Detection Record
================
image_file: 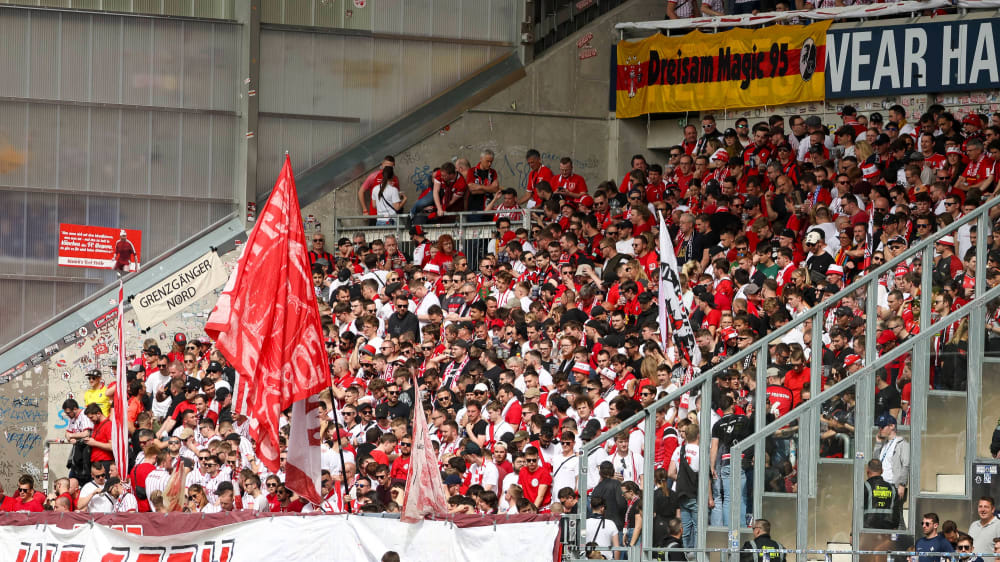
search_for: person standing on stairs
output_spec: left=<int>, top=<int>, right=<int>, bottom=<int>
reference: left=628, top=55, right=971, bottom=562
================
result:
left=873, top=412, right=909, bottom=528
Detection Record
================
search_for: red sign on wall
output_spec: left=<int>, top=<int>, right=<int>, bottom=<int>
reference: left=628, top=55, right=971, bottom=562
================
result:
left=58, top=224, right=142, bottom=270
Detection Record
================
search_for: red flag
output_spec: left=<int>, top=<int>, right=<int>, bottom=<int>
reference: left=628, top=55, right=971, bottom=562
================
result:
left=400, top=374, right=449, bottom=523
left=205, top=154, right=331, bottom=481
left=111, top=278, right=129, bottom=477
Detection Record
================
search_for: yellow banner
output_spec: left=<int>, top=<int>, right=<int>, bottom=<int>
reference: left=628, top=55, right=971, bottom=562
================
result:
left=615, top=21, right=831, bottom=118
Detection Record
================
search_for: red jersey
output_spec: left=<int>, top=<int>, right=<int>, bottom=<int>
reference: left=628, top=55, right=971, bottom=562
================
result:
left=551, top=173, right=588, bottom=197
left=517, top=465, right=553, bottom=507
left=645, top=180, right=667, bottom=203
left=11, top=491, right=45, bottom=512
left=390, top=455, right=411, bottom=481
left=526, top=165, right=555, bottom=206
left=91, top=419, right=113, bottom=462
left=963, top=154, right=995, bottom=185
left=430, top=169, right=468, bottom=211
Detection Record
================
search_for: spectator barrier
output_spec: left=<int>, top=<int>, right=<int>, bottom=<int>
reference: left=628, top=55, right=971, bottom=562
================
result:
left=574, top=196, right=997, bottom=560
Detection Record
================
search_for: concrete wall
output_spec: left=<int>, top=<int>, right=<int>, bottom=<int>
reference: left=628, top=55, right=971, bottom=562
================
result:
left=0, top=247, right=242, bottom=492
left=304, top=0, right=665, bottom=222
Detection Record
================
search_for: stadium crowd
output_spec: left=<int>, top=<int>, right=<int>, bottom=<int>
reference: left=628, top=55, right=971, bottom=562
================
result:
left=4, top=103, right=1000, bottom=558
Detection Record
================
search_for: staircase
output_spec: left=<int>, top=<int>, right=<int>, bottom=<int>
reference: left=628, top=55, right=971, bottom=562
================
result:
left=571, top=195, right=1000, bottom=561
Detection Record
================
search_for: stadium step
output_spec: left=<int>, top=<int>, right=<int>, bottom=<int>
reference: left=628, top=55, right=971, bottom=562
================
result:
left=935, top=474, right=965, bottom=495
left=826, top=542, right=852, bottom=562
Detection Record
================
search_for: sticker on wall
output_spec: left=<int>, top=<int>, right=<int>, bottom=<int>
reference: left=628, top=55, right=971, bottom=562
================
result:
left=353, top=0, right=366, bottom=8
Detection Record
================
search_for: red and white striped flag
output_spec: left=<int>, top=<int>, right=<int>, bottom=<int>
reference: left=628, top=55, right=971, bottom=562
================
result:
left=111, top=278, right=129, bottom=477
left=205, top=154, right=331, bottom=487
left=400, top=373, right=449, bottom=523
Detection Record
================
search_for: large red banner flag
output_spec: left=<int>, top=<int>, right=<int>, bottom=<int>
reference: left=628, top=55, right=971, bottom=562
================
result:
left=400, top=374, right=449, bottom=523
left=205, top=154, right=330, bottom=481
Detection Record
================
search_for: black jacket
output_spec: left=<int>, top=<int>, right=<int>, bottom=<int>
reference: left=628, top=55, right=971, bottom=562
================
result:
left=741, top=533, right=786, bottom=562
left=590, top=478, right=626, bottom=530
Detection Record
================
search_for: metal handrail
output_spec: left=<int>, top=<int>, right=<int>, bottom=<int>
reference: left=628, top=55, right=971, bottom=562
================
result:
left=331, top=209, right=533, bottom=240
left=575, top=192, right=1000, bottom=559
left=0, top=213, right=241, bottom=367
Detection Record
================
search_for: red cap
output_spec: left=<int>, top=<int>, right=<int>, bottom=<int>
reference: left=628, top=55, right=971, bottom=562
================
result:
left=361, top=344, right=377, bottom=355
left=876, top=330, right=896, bottom=345
left=580, top=195, right=595, bottom=207
left=963, top=114, right=983, bottom=128
left=174, top=333, right=187, bottom=345
left=844, top=354, right=862, bottom=367
left=861, top=163, right=880, bottom=181
left=720, top=326, right=738, bottom=341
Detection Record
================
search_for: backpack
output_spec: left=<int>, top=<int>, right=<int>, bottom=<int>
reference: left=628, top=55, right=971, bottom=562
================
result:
left=67, top=440, right=92, bottom=482
left=674, top=445, right=698, bottom=502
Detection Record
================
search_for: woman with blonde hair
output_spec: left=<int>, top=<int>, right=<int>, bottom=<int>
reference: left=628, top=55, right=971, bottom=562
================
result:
left=853, top=140, right=874, bottom=164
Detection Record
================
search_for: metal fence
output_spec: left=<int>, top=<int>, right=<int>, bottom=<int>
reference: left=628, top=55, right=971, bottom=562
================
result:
left=331, top=211, right=533, bottom=271
left=560, top=541, right=990, bottom=562
left=573, top=192, right=1000, bottom=560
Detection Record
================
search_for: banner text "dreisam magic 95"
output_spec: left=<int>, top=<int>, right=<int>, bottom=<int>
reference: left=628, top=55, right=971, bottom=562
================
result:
left=615, top=21, right=831, bottom=117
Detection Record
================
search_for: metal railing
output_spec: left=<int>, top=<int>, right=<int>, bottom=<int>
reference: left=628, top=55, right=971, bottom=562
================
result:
left=330, top=210, right=534, bottom=271
left=562, top=542, right=994, bottom=562
left=574, top=192, right=1000, bottom=561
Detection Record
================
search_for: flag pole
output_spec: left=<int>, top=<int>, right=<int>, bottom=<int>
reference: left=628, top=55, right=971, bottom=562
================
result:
left=327, top=383, right=351, bottom=511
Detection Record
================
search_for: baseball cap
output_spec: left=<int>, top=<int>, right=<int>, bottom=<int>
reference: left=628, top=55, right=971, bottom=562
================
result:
left=766, top=367, right=782, bottom=379
left=444, top=474, right=463, bottom=486
left=946, top=145, right=962, bottom=155
left=580, top=195, right=595, bottom=207
left=524, top=388, right=541, bottom=399
left=804, top=115, right=822, bottom=127
left=827, top=264, right=844, bottom=276
left=876, top=329, right=897, bottom=345
left=463, top=441, right=483, bottom=456
left=843, top=354, right=862, bottom=368
left=873, top=133, right=890, bottom=145
left=206, top=361, right=222, bottom=373
left=804, top=231, right=822, bottom=245
left=875, top=413, right=897, bottom=428
left=963, top=114, right=983, bottom=128
left=743, top=196, right=760, bottom=209
left=938, top=235, right=955, bottom=247
left=174, top=333, right=187, bottom=345
left=779, top=228, right=796, bottom=239
left=473, top=382, right=489, bottom=393
left=423, top=263, right=441, bottom=274
left=375, top=403, right=390, bottom=419
left=720, top=327, right=738, bottom=342
left=512, top=430, right=530, bottom=442
left=409, top=226, right=425, bottom=237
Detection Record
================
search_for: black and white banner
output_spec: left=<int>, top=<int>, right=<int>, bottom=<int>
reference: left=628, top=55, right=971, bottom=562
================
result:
left=658, top=214, right=702, bottom=370
left=132, top=251, right=228, bottom=329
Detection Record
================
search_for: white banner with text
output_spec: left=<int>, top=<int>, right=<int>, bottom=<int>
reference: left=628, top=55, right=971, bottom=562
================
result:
left=132, top=251, right=228, bottom=329
left=0, top=512, right=560, bottom=562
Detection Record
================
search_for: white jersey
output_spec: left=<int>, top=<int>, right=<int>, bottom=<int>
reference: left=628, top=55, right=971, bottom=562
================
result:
left=243, top=492, right=270, bottom=512
left=464, top=460, right=500, bottom=491
left=585, top=515, right=620, bottom=559
left=612, top=450, right=643, bottom=485
left=144, top=467, right=171, bottom=496
left=550, top=452, right=579, bottom=495
left=66, top=412, right=94, bottom=434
